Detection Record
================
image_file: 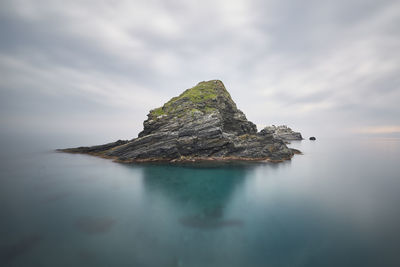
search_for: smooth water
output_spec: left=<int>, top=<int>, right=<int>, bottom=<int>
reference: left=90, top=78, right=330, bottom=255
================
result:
left=0, top=137, right=400, bottom=267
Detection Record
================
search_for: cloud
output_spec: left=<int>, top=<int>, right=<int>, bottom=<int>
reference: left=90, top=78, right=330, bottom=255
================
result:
left=0, top=0, right=399, bottom=139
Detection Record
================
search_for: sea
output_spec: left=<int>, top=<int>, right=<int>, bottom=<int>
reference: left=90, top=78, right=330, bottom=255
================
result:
left=0, top=134, right=399, bottom=267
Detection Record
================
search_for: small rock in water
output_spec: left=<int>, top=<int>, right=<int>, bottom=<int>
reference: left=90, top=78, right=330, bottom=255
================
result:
left=260, top=125, right=303, bottom=141
left=309, top=137, right=316, bottom=140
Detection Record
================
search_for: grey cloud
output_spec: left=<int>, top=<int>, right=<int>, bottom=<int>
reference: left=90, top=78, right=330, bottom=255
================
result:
left=0, top=0, right=399, bottom=140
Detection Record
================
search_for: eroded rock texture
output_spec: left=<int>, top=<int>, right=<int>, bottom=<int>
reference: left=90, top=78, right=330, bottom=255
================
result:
left=60, top=80, right=297, bottom=162
left=260, top=125, right=303, bottom=141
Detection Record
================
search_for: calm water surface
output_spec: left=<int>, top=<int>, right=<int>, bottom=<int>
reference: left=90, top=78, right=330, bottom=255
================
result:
left=0, top=137, right=400, bottom=266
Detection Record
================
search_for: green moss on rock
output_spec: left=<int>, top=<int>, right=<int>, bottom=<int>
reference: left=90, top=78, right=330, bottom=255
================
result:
left=151, top=107, right=166, bottom=117
left=149, top=80, right=231, bottom=119
left=204, top=107, right=217, bottom=113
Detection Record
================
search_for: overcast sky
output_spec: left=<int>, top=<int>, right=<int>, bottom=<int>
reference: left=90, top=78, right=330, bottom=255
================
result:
left=1, top=0, right=399, bottom=145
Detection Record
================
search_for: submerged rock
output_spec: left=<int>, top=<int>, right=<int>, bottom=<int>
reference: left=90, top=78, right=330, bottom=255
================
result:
left=60, top=80, right=299, bottom=162
left=0, top=234, right=43, bottom=264
left=259, top=125, right=303, bottom=141
left=309, top=136, right=316, bottom=140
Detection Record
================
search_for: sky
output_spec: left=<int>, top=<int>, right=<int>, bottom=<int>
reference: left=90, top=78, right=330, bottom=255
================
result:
left=0, top=0, right=399, bottom=146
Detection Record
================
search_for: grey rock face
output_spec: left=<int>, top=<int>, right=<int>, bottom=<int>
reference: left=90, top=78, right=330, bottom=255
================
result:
left=260, top=125, right=303, bottom=141
left=60, top=80, right=297, bottom=162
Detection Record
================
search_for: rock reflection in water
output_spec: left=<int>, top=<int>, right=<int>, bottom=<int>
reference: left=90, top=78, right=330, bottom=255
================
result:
left=142, top=163, right=256, bottom=230
left=179, top=215, right=243, bottom=229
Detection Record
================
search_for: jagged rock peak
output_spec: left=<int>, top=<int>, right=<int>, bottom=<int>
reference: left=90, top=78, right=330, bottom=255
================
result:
left=138, top=80, right=257, bottom=137
left=149, top=80, right=234, bottom=118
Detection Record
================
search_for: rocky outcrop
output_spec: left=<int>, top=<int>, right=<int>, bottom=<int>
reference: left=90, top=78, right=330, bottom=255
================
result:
left=62, top=140, right=129, bottom=154
left=60, top=80, right=299, bottom=162
left=259, top=125, right=303, bottom=141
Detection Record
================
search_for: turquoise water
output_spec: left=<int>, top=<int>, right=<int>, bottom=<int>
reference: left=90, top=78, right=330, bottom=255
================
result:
left=0, top=137, right=400, bottom=266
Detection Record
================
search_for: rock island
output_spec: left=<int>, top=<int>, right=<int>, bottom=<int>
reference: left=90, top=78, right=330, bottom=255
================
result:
left=59, top=80, right=301, bottom=162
